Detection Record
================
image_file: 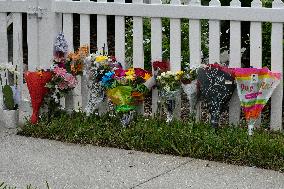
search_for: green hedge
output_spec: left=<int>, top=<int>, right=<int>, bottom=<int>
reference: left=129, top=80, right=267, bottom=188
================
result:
left=19, top=112, right=284, bottom=172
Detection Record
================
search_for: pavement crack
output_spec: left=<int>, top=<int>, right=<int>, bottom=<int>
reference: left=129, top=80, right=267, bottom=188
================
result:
left=129, top=159, right=193, bottom=189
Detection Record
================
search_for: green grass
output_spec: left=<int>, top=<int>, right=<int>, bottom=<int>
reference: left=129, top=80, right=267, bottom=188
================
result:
left=18, top=112, right=284, bottom=172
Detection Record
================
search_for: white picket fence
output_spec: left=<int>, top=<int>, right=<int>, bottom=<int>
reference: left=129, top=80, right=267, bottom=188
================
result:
left=0, top=0, right=283, bottom=130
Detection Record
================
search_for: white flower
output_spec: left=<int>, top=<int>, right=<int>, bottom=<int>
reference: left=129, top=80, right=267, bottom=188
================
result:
left=166, top=71, right=172, bottom=75
left=164, top=86, right=170, bottom=92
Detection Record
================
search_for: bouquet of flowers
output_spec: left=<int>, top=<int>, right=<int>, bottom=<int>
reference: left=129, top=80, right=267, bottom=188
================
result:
left=45, top=33, right=88, bottom=113
left=197, top=63, right=235, bottom=128
left=25, top=70, right=53, bottom=124
left=156, top=70, right=184, bottom=122
left=103, top=67, right=152, bottom=125
left=84, top=51, right=122, bottom=115
left=233, top=67, right=281, bottom=135
left=106, top=68, right=152, bottom=111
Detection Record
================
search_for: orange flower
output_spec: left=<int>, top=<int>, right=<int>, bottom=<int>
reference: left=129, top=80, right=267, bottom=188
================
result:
left=143, top=73, right=152, bottom=81
left=67, top=52, right=74, bottom=59
left=78, top=45, right=89, bottom=57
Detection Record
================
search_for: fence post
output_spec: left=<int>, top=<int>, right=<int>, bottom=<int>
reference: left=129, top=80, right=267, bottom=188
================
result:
left=270, top=0, right=284, bottom=131
left=0, top=3, right=8, bottom=109
left=250, top=0, right=262, bottom=127
left=229, top=0, right=241, bottom=126
left=150, top=0, right=162, bottom=116
left=188, top=0, right=202, bottom=121
left=170, top=0, right=181, bottom=119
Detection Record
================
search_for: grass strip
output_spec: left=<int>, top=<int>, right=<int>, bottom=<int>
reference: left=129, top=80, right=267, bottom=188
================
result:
left=18, top=112, right=284, bottom=172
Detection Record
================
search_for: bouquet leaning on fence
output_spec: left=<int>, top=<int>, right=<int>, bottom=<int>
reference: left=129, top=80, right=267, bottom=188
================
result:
left=45, top=41, right=88, bottom=116
left=233, top=67, right=281, bottom=135
left=25, top=70, right=53, bottom=124
left=197, top=63, right=235, bottom=128
left=156, top=70, right=184, bottom=123
left=105, top=67, right=153, bottom=126
left=84, top=52, right=122, bottom=115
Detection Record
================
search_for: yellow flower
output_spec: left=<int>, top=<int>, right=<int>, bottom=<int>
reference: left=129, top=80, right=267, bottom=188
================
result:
left=143, top=73, right=152, bottom=81
left=176, top=70, right=184, bottom=76
left=96, top=55, right=108, bottom=63
left=125, top=68, right=134, bottom=76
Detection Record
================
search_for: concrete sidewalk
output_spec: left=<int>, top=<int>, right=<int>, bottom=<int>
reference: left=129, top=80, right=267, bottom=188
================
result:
left=0, top=128, right=284, bottom=189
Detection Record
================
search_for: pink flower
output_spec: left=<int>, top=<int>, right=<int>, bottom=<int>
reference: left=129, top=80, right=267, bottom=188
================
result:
left=64, top=73, right=78, bottom=88
left=53, top=66, right=67, bottom=77
left=58, top=81, right=68, bottom=90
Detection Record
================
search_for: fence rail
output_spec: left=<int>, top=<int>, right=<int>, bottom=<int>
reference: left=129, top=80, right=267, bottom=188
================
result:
left=0, top=0, right=283, bottom=130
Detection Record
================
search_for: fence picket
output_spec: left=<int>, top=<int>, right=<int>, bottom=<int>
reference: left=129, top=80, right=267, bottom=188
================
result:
left=270, top=0, right=284, bottom=131
left=189, top=0, right=202, bottom=120
left=133, top=0, right=144, bottom=69
left=12, top=12, right=23, bottom=111
left=250, top=0, right=262, bottom=126
left=115, top=0, right=125, bottom=67
left=229, top=0, right=241, bottom=126
left=0, top=10, right=8, bottom=87
left=209, top=0, right=221, bottom=64
left=79, top=0, right=90, bottom=111
left=97, top=0, right=108, bottom=52
left=63, top=0, right=75, bottom=111
left=189, top=0, right=201, bottom=67
left=170, top=0, right=181, bottom=119
left=132, top=0, right=144, bottom=114
left=26, top=0, right=38, bottom=71
left=250, top=0, right=262, bottom=69
left=150, top=0, right=162, bottom=115
left=170, top=0, right=181, bottom=71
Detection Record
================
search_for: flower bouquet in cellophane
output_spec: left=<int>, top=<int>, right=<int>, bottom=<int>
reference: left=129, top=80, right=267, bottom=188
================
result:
left=84, top=51, right=122, bottom=115
left=46, top=33, right=89, bottom=110
left=233, top=67, right=281, bottom=135
left=45, top=33, right=87, bottom=116
left=156, top=70, right=184, bottom=122
left=24, top=70, right=53, bottom=124
left=105, top=67, right=153, bottom=126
